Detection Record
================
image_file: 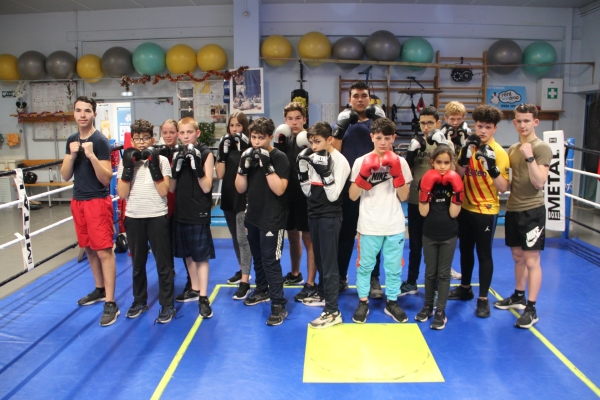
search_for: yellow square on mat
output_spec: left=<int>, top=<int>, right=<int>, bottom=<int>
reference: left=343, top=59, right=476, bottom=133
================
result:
left=303, top=324, right=444, bottom=383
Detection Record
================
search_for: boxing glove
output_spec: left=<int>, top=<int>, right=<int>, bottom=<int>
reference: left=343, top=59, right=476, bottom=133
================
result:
left=296, top=130, right=310, bottom=149
left=238, top=147, right=256, bottom=176
left=121, top=148, right=142, bottom=182
left=309, top=150, right=334, bottom=186
left=217, top=135, right=232, bottom=163
left=441, top=170, right=464, bottom=204
left=476, top=144, right=501, bottom=179
left=141, top=147, right=164, bottom=182
left=234, top=132, right=250, bottom=152
left=184, top=143, right=205, bottom=179
left=419, top=169, right=443, bottom=203
left=332, top=109, right=359, bottom=139
left=171, top=148, right=186, bottom=180
left=156, top=144, right=171, bottom=160
left=426, top=129, right=447, bottom=146
left=454, top=121, right=470, bottom=147
left=405, top=135, right=427, bottom=169
left=274, top=124, right=292, bottom=152
left=365, top=104, right=385, bottom=121
left=255, top=148, right=275, bottom=176
left=296, top=148, right=313, bottom=183
left=440, top=123, right=453, bottom=140
left=382, top=150, right=405, bottom=188
left=355, top=153, right=380, bottom=191
left=457, top=134, right=481, bottom=167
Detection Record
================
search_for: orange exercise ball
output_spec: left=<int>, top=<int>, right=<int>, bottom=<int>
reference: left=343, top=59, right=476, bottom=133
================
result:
left=197, top=44, right=227, bottom=71
left=77, top=54, right=104, bottom=83
left=166, top=44, right=197, bottom=74
left=297, top=31, right=331, bottom=67
left=261, top=35, right=293, bottom=67
left=0, top=54, right=21, bottom=80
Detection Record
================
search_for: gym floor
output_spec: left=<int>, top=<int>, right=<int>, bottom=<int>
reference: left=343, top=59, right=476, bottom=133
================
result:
left=0, top=203, right=599, bottom=399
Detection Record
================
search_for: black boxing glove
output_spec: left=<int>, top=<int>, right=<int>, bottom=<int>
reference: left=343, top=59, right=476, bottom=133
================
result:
left=121, top=148, right=142, bottom=182
left=255, top=148, right=275, bottom=176
left=426, top=129, right=447, bottom=146
left=365, top=104, right=385, bottom=121
left=476, top=144, right=501, bottom=179
left=238, top=147, right=257, bottom=176
left=296, top=147, right=313, bottom=183
left=332, top=109, right=359, bottom=139
left=217, top=135, right=232, bottom=163
left=309, top=150, right=335, bottom=186
left=141, top=147, right=164, bottom=182
left=405, top=135, right=427, bottom=169
left=457, top=134, right=481, bottom=167
left=184, top=143, right=205, bottom=179
left=234, top=132, right=250, bottom=152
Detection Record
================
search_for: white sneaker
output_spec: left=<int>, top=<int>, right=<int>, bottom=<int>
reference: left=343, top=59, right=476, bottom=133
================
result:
left=309, top=310, right=342, bottom=329
left=450, top=268, right=462, bottom=280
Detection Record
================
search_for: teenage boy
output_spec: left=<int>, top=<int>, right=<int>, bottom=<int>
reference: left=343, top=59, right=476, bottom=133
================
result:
left=400, top=106, right=456, bottom=297
left=332, top=81, right=385, bottom=298
left=169, top=117, right=215, bottom=318
left=117, top=119, right=175, bottom=323
left=235, top=117, right=290, bottom=326
left=441, top=101, right=472, bottom=152
left=449, top=105, right=510, bottom=318
left=348, top=118, right=412, bottom=323
left=298, top=122, right=351, bottom=328
left=61, top=96, right=118, bottom=327
left=495, top=103, right=552, bottom=329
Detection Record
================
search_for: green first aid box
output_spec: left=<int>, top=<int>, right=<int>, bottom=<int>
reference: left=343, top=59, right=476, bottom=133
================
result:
left=536, top=79, right=563, bottom=110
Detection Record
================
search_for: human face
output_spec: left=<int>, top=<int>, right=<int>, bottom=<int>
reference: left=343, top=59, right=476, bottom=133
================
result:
left=130, top=132, right=154, bottom=151
left=285, top=110, right=306, bottom=135
left=349, top=89, right=370, bottom=114
left=161, top=122, right=178, bottom=147
left=445, top=114, right=464, bottom=129
left=178, top=123, right=200, bottom=146
left=228, top=117, right=244, bottom=135
left=432, top=152, right=452, bottom=175
left=250, top=132, right=272, bottom=150
left=371, top=132, right=395, bottom=155
left=513, top=112, right=539, bottom=141
left=74, top=100, right=96, bottom=130
left=419, top=115, right=440, bottom=135
left=473, top=121, right=498, bottom=144
left=310, top=135, right=331, bottom=153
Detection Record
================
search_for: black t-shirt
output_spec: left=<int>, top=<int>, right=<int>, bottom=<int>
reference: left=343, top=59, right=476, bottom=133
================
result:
left=174, top=144, right=213, bottom=225
left=307, top=185, right=342, bottom=219
left=422, top=182, right=458, bottom=241
left=65, top=130, right=111, bottom=200
left=245, top=148, right=290, bottom=232
left=220, top=149, right=247, bottom=213
left=284, top=135, right=306, bottom=203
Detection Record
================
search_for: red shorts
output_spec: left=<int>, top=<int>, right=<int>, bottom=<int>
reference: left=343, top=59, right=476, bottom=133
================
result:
left=71, top=197, right=114, bottom=250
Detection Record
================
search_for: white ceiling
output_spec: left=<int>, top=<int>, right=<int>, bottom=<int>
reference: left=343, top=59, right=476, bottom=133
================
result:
left=0, top=0, right=596, bottom=15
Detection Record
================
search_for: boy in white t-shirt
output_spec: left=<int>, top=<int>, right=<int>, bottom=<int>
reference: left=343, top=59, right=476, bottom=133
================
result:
left=349, top=118, right=412, bottom=323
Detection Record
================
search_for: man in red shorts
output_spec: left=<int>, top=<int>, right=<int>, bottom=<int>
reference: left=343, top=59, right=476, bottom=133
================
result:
left=61, top=96, right=118, bottom=327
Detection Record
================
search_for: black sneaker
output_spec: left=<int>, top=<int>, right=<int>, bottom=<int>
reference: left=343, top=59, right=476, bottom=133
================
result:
left=227, top=270, right=242, bottom=284
left=175, top=289, right=200, bottom=303
left=233, top=282, right=251, bottom=300
left=156, top=306, right=176, bottom=324
left=430, top=310, right=447, bottom=330
left=126, top=302, right=148, bottom=319
left=198, top=297, right=213, bottom=318
left=243, top=289, right=270, bottom=306
left=294, top=283, right=317, bottom=302
left=515, top=308, right=538, bottom=329
left=77, top=288, right=106, bottom=306
left=415, top=305, right=435, bottom=322
left=339, top=278, right=349, bottom=294
left=369, top=277, right=384, bottom=299
left=384, top=300, right=408, bottom=323
left=447, top=285, right=474, bottom=300
left=266, top=304, right=288, bottom=326
left=352, top=300, right=369, bottom=323
left=283, top=272, right=304, bottom=286
left=494, top=295, right=526, bottom=310
left=99, top=302, right=120, bottom=326
left=475, top=298, right=491, bottom=318
left=398, top=281, right=418, bottom=297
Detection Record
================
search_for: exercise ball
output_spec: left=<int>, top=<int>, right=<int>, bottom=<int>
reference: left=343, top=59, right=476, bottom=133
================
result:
left=132, top=42, right=166, bottom=75
left=166, top=44, right=197, bottom=74
left=332, top=36, right=364, bottom=70
left=77, top=54, right=104, bottom=83
left=0, top=54, right=21, bottom=80
left=400, top=37, right=434, bottom=71
left=297, top=31, right=331, bottom=67
left=364, top=30, right=400, bottom=62
left=46, top=51, right=76, bottom=79
left=261, top=35, right=293, bottom=67
left=522, top=41, right=557, bottom=77
left=18, top=51, right=47, bottom=80
left=197, top=44, right=227, bottom=71
left=487, top=39, right=522, bottom=75
left=101, top=46, right=134, bottom=78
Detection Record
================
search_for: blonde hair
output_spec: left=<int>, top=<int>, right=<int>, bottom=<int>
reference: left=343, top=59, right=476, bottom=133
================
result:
left=444, top=101, right=467, bottom=117
left=178, top=117, right=199, bottom=131
left=160, top=119, right=178, bottom=131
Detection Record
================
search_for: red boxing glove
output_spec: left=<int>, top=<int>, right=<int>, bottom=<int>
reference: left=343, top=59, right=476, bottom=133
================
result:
left=419, top=169, right=443, bottom=203
left=442, top=170, right=464, bottom=204
left=355, top=153, right=380, bottom=190
left=382, top=150, right=405, bottom=188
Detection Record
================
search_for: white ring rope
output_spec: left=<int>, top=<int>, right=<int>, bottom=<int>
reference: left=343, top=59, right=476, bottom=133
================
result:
left=565, top=193, right=600, bottom=209
left=565, top=167, right=600, bottom=180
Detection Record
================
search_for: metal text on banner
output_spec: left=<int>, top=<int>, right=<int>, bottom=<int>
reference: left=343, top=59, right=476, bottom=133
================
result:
left=543, top=130, right=565, bottom=232
left=13, top=168, right=34, bottom=271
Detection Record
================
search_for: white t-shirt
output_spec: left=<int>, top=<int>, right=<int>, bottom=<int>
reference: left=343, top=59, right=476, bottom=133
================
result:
left=351, top=153, right=413, bottom=236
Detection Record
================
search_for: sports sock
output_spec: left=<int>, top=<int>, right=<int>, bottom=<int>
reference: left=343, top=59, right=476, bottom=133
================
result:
left=526, top=300, right=536, bottom=310
left=513, top=290, right=525, bottom=298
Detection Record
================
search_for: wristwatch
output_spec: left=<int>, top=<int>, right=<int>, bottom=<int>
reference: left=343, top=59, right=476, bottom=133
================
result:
left=525, top=156, right=535, bottom=163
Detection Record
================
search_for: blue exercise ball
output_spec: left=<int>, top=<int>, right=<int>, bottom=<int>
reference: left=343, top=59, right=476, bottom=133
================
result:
left=365, top=30, right=400, bottom=62
left=487, top=39, right=522, bottom=75
left=522, top=41, right=557, bottom=77
left=18, top=51, right=47, bottom=80
left=332, top=36, right=364, bottom=70
left=400, top=37, right=434, bottom=71
left=132, top=42, right=166, bottom=76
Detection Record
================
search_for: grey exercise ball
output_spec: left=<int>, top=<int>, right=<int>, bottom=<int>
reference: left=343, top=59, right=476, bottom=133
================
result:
left=101, top=46, right=134, bottom=78
left=46, top=51, right=76, bottom=79
left=332, top=36, right=364, bottom=70
left=488, top=39, right=522, bottom=75
left=17, top=51, right=47, bottom=80
left=364, top=30, right=400, bottom=62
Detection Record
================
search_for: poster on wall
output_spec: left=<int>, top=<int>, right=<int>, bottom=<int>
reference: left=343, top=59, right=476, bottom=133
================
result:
left=178, top=80, right=227, bottom=137
left=117, top=107, right=131, bottom=143
left=230, top=68, right=264, bottom=115
left=31, top=81, right=76, bottom=113
left=486, top=86, right=526, bottom=111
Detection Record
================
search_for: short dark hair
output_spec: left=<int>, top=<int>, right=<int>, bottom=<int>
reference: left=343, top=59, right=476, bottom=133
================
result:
left=227, top=111, right=249, bottom=135
left=472, top=105, right=502, bottom=125
left=249, top=117, right=275, bottom=137
left=74, top=96, right=96, bottom=113
left=430, top=144, right=455, bottom=163
left=420, top=106, right=439, bottom=121
left=283, top=102, right=307, bottom=118
left=371, top=118, right=396, bottom=136
left=349, top=81, right=370, bottom=97
left=130, top=119, right=154, bottom=136
left=514, top=103, right=538, bottom=119
left=308, top=121, right=332, bottom=140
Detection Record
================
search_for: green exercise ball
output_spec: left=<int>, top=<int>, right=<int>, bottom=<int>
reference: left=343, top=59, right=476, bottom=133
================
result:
left=400, top=37, right=434, bottom=71
left=522, top=41, right=557, bottom=77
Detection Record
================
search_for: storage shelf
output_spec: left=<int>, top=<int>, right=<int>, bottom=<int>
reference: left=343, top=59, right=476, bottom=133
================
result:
left=10, top=113, right=74, bottom=123
left=502, top=110, right=563, bottom=121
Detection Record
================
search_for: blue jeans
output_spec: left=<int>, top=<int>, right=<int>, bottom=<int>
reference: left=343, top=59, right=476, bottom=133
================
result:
left=357, top=233, right=405, bottom=300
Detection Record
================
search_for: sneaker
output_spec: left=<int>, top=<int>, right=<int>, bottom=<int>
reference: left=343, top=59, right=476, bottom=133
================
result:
left=302, top=293, right=325, bottom=307
left=475, top=298, right=491, bottom=318
left=384, top=300, right=408, bottom=322
left=156, top=306, right=176, bottom=324
left=415, top=305, right=435, bottom=322
left=99, top=302, right=120, bottom=326
left=398, top=281, right=419, bottom=297
left=232, top=282, right=251, bottom=300
left=77, top=288, right=106, bottom=306
left=175, top=288, right=199, bottom=303
left=198, top=297, right=213, bottom=318
left=283, top=272, right=304, bottom=285
left=126, top=302, right=148, bottom=319
left=450, top=268, right=462, bottom=280
left=339, top=278, right=349, bottom=294
left=243, top=289, right=270, bottom=306
left=266, top=304, right=287, bottom=326
left=309, top=310, right=342, bottom=329
left=294, top=283, right=317, bottom=302
left=448, top=285, right=474, bottom=300
left=227, top=270, right=242, bottom=284
left=515, top=308, right=539, bottom=329
left=352, top=300, right=370, bottom=323
left=494, top=295, right=526, bottom=310
left=430, top=310, right=447, bottom=330
left=369, top=277, right=384, bottom=299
